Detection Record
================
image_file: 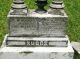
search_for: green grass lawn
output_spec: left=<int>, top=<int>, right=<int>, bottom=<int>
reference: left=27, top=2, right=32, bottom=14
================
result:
left=0, top=0, right=80, bottom=59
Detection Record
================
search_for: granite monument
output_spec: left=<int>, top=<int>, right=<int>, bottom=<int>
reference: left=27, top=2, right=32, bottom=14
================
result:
left=0, top=0, right=74, bottom=59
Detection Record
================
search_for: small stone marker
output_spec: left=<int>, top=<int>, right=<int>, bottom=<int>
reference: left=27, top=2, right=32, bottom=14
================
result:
left=71, top=42, right=80, bottom=54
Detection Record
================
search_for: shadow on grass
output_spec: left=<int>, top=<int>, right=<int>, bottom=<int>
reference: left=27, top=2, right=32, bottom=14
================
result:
left=74, top=50, right=80, bottom=59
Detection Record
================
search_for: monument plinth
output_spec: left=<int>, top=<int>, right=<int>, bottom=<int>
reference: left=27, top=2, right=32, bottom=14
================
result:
left=0, top=0, right=74, bottom=59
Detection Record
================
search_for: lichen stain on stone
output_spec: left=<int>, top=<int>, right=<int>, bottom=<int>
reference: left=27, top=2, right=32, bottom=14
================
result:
left=68, top=53, right=73, bottom=58
left=63, top=53, right=66, bottom=57
left=51, top=52, right=58, bottom=55
left=0, top=52, right=3, bottom=55
left=19, top=51, right=33, bottom=56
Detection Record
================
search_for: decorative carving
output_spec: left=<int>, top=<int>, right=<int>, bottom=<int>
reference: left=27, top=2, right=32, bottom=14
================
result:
left=10, top=0, right=28, bottom=15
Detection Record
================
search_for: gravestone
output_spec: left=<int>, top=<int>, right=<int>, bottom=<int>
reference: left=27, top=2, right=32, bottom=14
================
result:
left=0, top=0, right=74, bottom=59
left=71, top=42, right=80, bottom=54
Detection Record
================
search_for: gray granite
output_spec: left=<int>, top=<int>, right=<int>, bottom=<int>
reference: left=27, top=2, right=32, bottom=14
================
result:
left=5, top=34, right=68, bottom=47
left=8, top=10, right=68, bottom=37
left=11, top=4, right=27, bottom=9
left=50, top=3, right=64, bottom=9
left=0, top=0, right=74, bottom=59
left=10, top=0, right=28, bottom=15
left=71, top=42, right=80, bottom=54
left=0, top=36, right=74, bottom=59
left=13, top=0, right=24, bottom=3
left=50, top=0, right=64, bottom=9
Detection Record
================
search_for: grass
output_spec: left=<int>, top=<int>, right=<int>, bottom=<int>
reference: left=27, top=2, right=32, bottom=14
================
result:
left=64, top=0, right=80, bottom=42
left=0, top=0, right=80, bottom=59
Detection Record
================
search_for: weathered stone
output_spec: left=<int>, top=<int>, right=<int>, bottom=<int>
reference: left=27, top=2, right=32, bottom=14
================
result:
left=11, top=0, right=28, bottom=15
left=0, top=0, right=74, bottom=59
left=50, top=0, right=64, bottom=9
left=52, top=0, right=63, bottom=4
left=0, top=36, right=74, bottom=59
left=11, top=4, right=27, bottom=9
left=8, top=10, right=68, bottom=37
left=0, top=47, right=74, bottom=59
left=10, top=9, right=28, bottom=15
left=50, top=3, right=64, bottom=9
left=6, top=34, right=68, bottom=47
left=53, top=0, right=63, bottom=3
left=71, top=42, right=80, bottom=54
left=13, top=0, right=24, bottom=3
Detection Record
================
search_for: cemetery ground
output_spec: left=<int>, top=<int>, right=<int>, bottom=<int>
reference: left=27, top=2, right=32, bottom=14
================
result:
left=0, top=0, right=80, bottom=59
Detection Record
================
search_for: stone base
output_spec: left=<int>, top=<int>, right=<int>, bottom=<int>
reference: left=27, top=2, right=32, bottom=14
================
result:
left=0, top=35, right=74, bottom=59
left=5, top=34, right=68, bottom=47
left=0, top=43, right=74, bottom=59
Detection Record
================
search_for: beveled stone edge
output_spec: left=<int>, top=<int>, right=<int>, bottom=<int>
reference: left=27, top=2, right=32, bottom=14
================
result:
left=7, top=9, right=68, bottom=18
left=1, top=34, right=69, bottom=47
left=0, top=36, right=74, bottom=53
left=7, top=35, right=69, bottom=41
left=71, top=42, right=80, bottom=54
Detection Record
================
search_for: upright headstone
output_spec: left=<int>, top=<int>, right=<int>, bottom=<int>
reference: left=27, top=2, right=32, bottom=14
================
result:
left=0, top=0, right=74, bottom=59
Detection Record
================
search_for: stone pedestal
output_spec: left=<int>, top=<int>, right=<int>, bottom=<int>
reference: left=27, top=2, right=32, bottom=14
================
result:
left=0, top=0, right=74, bottom=59
left=7, top=11, right=69, bottom=48
left=0, top=34, right=74, bottom=59
left=0, top=47, right=74, bottom=59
